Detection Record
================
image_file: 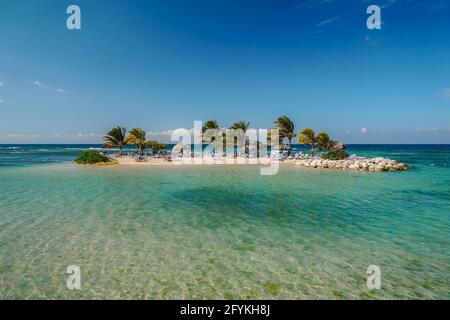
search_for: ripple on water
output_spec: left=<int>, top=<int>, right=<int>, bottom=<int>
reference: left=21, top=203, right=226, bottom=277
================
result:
left=0, top=163, right=449, bottom=299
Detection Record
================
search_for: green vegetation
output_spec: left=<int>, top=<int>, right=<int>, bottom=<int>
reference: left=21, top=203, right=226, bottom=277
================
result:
left=298, top=128, right=318, bottom=155
left=126, top=128, right=148, bottom=155
left=298, top=128, right=347, bottom=159
left=202, top=119, right=222, bottom=144
left=228, top=120, right=250, bottom=155
left=316, top=132, right=348, bottom=160
left=321, top=149, right=349, bottom=160
left=103, top=126, right=127, bottom=155
left=230, top=120, right=250, bottom=133
left=74, top=150, right=110, bottom=164
left=316, top=132, right=333, bottom=151
left=98, top=118, right=349, bottom=160
left=202, top=120, right=220, bottom=133
left=273, top=116, right=296, bottom=155
left=146, top=140, right=167, bottom=153
left=264, top=281, right=280, bottom=295
left=102, top=126, right=168, bottom=156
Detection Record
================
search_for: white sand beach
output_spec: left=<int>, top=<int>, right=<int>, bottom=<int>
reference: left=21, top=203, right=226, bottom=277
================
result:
left=114, top=156, right=288, bottom=166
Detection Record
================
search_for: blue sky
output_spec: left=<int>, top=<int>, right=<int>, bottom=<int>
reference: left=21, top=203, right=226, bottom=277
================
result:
left=0, top=0, right=449, bottom=144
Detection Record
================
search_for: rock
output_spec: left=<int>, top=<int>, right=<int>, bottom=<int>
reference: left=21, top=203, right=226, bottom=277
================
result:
left=293, top=155, right=407, bottom=172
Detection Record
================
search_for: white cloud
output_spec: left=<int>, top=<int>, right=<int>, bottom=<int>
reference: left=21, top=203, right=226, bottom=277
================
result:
left=147, top=129, right=174, bottom=137
left=147, top=128, right=197, bottom=137
left=0, top=82, right=3, bottom=87
left=1, top=133, right=40, bottom=139
left=316, top=16, right=340, bottom=27
left=147, top=128, right=197, bottom=143
left=2, top=134, right=23, bottom=138
left=77, top=132, right=98, bottom=138
left=360, top=128, right=368, bottom=134
left=416, top=127, right=439, bottom=133
left=0, top=99, right=3, bottom=103
left=33, top=80, right=65, bottom=94
left=50, top=133, right=100, bottom=139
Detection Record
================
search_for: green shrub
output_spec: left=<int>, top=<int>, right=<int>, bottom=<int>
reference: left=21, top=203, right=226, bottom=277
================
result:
left=75, top=150, right=110, bottom=164
left=321, top=149, right=349, bottom=160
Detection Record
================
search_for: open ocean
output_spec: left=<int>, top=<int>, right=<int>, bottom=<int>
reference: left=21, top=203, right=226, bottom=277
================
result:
left=0, top=144, right=449, bottom=299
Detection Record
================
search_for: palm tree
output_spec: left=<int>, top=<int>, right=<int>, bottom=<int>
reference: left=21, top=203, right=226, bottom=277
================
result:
left=298, top=128, right=317, bottom=156
left=267, top=128, right=281, bottom=144
left=202, top=120, right=223, bottom=155
left=202, top=120, right=220, bottom=133
left=229, top=121, right=250, bottom=156
left=126, top=128, right=147, bottom=155
left=103, top=126, right=127, bottom=155
left=146, top=140, right=167, bottom=154
left=230, top=120, right=250, bottom=133
left=316, top=132, right=333, bottom=151
left=202, top=120, right=222, bottom=142
left=273, top=116, right=296, bottom=155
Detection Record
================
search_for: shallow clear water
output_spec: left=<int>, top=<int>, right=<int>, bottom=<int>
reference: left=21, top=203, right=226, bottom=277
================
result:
left=0, top=145, right=449, bottom=299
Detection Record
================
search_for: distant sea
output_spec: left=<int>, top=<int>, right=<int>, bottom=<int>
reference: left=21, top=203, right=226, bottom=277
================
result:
left=0, top=144, right=449, bottom=299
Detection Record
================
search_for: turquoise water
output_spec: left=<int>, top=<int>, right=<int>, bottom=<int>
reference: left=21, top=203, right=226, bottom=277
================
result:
left=0, top=145, right=449, bottom=299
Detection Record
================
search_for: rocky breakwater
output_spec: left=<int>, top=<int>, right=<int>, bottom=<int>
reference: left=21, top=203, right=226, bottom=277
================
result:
left=294, top=156, right=408, bottom=172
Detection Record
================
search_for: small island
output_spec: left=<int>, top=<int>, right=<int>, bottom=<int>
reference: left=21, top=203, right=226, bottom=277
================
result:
left=74, top=116, right=409, bottom=172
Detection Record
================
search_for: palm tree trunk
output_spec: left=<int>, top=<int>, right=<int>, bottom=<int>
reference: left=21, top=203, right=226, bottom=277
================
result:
left=288, top=138, right=292, bottom=156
